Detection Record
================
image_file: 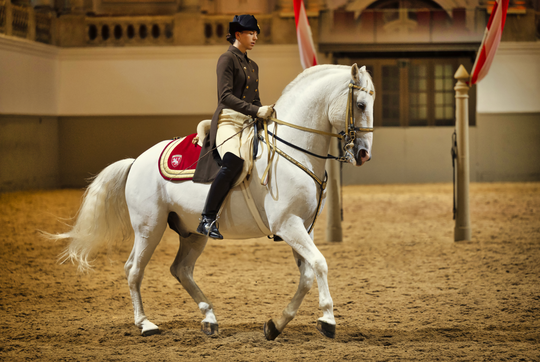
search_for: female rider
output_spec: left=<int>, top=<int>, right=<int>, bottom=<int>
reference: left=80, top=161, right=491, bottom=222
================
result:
left=193, top=15, right=274, bottom=239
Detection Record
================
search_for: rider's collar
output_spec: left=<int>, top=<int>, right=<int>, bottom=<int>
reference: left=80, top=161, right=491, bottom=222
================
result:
left=228, top=45, right=250, bottom=61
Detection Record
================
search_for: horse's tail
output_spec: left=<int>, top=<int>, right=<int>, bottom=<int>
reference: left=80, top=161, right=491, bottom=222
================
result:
left=45, top=158, right=135, bottom=272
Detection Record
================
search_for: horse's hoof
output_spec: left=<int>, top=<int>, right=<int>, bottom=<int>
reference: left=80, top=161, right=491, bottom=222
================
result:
left=141, top=320, right=160, bottom=336
left=263, top=319, right=281, bottom=341
left=316, top=320, right=336, bottom=339
left=141, top=327, right=160, bottom=337
left=201, top=322, right=219, bottom=335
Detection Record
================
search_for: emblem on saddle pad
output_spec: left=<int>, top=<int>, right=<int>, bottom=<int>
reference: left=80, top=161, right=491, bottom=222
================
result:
left=171, top=155, right=182, bottom=168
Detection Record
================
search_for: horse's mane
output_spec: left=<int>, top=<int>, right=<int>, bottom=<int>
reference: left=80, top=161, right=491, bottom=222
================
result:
left=281, top=65, right=350, bottom=96
left=281, top=64, right=373, bottom=96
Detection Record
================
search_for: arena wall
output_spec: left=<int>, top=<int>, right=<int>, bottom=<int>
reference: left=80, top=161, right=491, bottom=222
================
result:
left=473, top=42, right=540, bottom=183
left=0, top=35, right=59, bottom=116
left=57, top=45, right=305, bottom=116
left=0, top=36, right=538, bottom=192
left=57, top=115, right=210, bottom=187
left=0, top=36, right=60, bottom=192
left=0, top=115, right=59, bottom=191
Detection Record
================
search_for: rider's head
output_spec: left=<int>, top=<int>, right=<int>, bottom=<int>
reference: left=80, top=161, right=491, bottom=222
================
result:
left=226, top=15, right=260, bottom=49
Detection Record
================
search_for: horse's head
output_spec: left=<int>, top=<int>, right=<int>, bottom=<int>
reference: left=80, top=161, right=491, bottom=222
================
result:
left=329, top=64, right=375, bottom=166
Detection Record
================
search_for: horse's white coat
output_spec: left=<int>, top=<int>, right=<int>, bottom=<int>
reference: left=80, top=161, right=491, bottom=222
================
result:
left=54, top=64, right=375, bottom=337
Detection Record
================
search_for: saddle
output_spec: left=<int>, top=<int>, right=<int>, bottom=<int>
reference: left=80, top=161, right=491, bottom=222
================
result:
left=158, top=120, right=256, bottom=187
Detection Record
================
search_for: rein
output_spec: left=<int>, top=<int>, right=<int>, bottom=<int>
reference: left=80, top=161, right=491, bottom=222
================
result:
left=257, top=80, right=375, bottom=233
left=265, top=130, right=342, bottom=161
left=257, top=131, right=328, bottom=234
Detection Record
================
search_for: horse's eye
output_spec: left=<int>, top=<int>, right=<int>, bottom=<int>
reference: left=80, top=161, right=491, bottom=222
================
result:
left=357, top=102, right=366, bottom=111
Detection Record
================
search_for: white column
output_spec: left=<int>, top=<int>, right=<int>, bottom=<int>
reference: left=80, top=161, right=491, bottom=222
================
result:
left=454, top=64, right=472, bottom=241
left=325, top=136, right=342, bottom=242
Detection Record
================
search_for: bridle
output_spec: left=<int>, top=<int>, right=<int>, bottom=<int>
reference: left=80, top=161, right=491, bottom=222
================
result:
left=342, top=81, right=375, bottom=156
left=257, top=78, right=375, bottom=233
left=263, top=80, right=374, bottom=161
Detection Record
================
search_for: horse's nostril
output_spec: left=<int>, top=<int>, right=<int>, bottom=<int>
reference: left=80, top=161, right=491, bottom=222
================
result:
left=360, top=149, right=368, bottom=159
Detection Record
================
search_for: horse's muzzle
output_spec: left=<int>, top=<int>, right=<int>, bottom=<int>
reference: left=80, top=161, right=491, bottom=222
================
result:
left=357, top=148, right=371, bottom=166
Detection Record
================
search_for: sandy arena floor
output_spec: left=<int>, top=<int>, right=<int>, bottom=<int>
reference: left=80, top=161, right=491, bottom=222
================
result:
left=1, top=183, right=539, bottom=361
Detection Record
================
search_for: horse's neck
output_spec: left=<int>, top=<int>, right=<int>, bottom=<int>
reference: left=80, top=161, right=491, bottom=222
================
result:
left=272, top=75, right=338, bottom=173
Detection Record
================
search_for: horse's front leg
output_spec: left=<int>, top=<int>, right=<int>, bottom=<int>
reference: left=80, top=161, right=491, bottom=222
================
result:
left=264, top=217, right=336, bottom=340
left=264, top=249, right=316, bottom=340
left=170, top=233, right=218, bottom=335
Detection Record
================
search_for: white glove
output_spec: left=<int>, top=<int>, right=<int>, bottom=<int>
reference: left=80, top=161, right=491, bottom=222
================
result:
left=257, top=105, right=274, bottom=119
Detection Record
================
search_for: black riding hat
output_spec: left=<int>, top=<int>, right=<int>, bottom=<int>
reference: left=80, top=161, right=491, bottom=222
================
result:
left=228, top=15, right=260, bottom=35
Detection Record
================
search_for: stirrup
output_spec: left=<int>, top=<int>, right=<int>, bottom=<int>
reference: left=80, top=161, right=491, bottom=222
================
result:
left=197, top=217, right=223, bottom=240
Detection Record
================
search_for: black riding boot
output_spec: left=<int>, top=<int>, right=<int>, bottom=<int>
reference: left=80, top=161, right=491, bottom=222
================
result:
left=197, top=152, right=244, bottom=239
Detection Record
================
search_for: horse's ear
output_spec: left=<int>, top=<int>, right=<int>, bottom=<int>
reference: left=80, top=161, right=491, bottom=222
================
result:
left=359, top=65, right=366, bottom=72
left=351, top=63, right=359, bottom=82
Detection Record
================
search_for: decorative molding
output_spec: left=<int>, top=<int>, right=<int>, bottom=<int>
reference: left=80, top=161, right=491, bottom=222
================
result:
left=319, top=42, right=481, bottom=53
left=498, top=41, right=540, bottom=55
left=0, top=33, right=58, bottom=59
left=58, top=45, right=225, bottom=60
left=57, top=43, right=302, bottom=61
left=344, top=0, right=477, bottom=13
left=0, top=34, right=302, bottom=61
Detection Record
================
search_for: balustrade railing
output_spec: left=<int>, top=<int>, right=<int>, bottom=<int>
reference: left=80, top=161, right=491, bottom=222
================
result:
left=11, top=4, right=28, bottom=39
left=0, top=2, right=54, bottom=45
left=1, top=5, right=494, bottom=48
left=201, top=14, right=273, bottom=45
left=85, top=16, right=174, bottom=46
left=0, top=2, right=6, bottom=34
left=35, top=11, right=53, bottom=44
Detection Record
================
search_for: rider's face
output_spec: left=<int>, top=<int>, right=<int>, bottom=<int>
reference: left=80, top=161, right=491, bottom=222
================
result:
left=235, top=30, right=258, bottom=52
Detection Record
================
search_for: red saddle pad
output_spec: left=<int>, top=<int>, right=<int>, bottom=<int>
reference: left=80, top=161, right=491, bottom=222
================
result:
left=158, top=134, right=201, bottom=181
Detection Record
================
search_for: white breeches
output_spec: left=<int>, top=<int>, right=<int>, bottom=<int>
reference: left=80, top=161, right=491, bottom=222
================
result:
left=216, top=109, right=251, bottom=159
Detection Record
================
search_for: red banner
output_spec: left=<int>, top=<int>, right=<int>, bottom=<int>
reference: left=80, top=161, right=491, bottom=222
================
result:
left=470, top=0, right=509, bottom=85
left=293, top=0, right=318, bottom=69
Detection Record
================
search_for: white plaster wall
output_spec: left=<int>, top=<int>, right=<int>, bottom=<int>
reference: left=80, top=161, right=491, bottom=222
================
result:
left=477, top=42, right=540, bottom=114
left=0, top=35, right=59, bottom=115
left=0, top=36, right=305, bottom=116
left=342, top=127, right=477, bottom=184
left=4, top=37, right=537, bottom=117
left=58, top=44, right=304, bottom=115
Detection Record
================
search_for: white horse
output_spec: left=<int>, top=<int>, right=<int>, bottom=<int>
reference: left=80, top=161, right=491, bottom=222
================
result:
left=50, top=64, right=375, bottom=340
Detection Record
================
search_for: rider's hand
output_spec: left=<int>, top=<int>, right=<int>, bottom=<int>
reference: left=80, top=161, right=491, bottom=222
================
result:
left=257, top=105, right=274, bottom=119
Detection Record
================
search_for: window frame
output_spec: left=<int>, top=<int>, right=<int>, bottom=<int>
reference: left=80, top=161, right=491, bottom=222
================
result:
left=343, top=56, right=476, bottom=127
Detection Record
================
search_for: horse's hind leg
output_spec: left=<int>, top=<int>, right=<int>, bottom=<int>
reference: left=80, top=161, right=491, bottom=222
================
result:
left=169, top=233, right=218, bottom=335
left=264, top=250, right=315, bottom=340
left=124, top=215, right=168, bottom=336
